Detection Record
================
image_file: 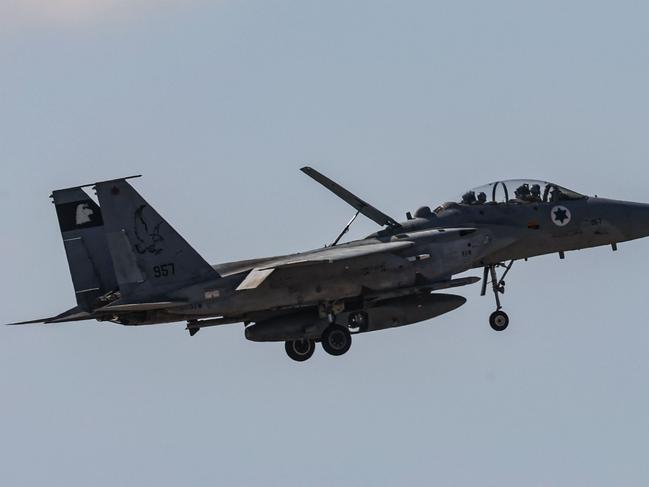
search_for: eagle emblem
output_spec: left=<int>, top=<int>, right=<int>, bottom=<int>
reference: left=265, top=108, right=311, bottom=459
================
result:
left=133, top=205, right=165, bottom=255
left=75, top=203, right=95, bottom=225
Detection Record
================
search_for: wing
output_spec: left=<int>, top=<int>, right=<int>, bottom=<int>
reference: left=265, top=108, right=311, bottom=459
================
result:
left=301, top=166, right=401, bottom=229
left=236, top=241, right=414, bottom=290
left=259, top=241, right=414, bottom=269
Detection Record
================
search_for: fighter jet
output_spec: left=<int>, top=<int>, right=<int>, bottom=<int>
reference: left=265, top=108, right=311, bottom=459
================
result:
left=7, top=169, right=649, bottom=361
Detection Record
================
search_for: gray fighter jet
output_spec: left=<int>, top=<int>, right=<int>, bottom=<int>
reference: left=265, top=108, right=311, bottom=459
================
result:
left=7, top=169, right=649, bottom=361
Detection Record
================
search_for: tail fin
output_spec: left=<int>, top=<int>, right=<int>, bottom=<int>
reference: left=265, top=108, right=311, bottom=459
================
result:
left=94, top=178, right=220, bottom=299
left=52, top=188, right=118, bottom=311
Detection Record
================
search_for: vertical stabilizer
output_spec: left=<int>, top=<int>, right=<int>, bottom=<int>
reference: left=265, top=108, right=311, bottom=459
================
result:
left=95, top=179, right=220, bottom=299
left=52, top=188, right=118, bottom=311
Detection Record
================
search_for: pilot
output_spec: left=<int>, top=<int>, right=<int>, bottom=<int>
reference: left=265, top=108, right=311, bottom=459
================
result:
left=550, top=186, right=564, bottom=202
left=461, top=191, right=477, bottom=205
left=477, top=192, right=487, bottom=204
left=514, top=184, right=531, bottom=202
left=530, top=184, right=542, bottom=202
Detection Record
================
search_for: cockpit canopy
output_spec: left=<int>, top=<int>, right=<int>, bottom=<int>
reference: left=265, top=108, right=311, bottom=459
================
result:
left=433, top=180, right=587, bottom=215
left=460, top=180, right=585, bottom=205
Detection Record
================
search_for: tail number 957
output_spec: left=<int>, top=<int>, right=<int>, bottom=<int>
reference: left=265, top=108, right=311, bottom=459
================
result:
left=153, top=263, right=176, bottom=278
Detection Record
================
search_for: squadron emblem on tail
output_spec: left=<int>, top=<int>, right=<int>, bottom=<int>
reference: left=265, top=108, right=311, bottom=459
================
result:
left=75, top=203, right=95, bottom=225
left=133, top=204, right=165, bottom=255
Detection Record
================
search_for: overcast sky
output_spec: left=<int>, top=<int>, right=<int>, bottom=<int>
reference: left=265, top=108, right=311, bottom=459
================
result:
left=1, top=1, right=649, bottom=486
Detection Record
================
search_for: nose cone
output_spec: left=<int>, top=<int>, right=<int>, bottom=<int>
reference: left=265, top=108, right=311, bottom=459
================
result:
left=626, top=202, right=649, bottom=240
left=600, top=199, right=649, bottom=241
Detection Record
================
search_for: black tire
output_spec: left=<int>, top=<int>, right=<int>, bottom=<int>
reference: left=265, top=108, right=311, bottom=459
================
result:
left=321, top=325, right=352, bottom=356
left=285, top=339, right=316, bottom=362
left=489, top=310, right=509, bottom=331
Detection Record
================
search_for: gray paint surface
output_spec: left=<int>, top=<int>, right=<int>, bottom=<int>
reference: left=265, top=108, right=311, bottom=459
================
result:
left=2, top=1, right=649, bottom=486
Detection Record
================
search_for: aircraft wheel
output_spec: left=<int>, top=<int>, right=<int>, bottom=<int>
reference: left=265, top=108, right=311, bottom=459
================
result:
left=321, top=324, right=352, bottom=356
left=285, top=339, right=316, bottom=362
left=489, top=310, right=509, bottom=332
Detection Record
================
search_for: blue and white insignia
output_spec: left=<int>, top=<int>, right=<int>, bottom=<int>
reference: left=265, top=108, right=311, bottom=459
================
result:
left=551, top=205, right=572, bottom=227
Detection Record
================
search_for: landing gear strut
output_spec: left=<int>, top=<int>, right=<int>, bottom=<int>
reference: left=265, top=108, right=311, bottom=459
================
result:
left=482, top=260, right=514, bottom=331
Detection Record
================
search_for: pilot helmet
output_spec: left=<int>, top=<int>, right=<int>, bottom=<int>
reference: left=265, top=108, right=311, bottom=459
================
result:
left=515, top=184, right=530, bottom=197
left=462, top=191, right=476, bottom=204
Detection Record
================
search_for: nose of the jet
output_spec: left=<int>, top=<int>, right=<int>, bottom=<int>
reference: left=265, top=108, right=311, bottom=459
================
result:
left=614, top=200, right=649, bottom=241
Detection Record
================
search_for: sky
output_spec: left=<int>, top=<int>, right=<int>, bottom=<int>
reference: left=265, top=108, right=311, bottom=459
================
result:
left=1, top=1, right=649, bottom=485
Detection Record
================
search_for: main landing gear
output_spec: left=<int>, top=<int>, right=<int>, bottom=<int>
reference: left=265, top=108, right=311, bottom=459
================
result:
left=284, top=312, right=354, bottom=362
left=321, top=324, right=352, bottom=356
left=285, top=339, right=316, bottom=362
left=482, top=260, right=514, bottom=332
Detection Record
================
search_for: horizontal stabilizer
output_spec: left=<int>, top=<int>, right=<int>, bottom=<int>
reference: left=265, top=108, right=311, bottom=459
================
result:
left=301, top=166, right=401, bottom=229
left=99, top=301, right=187, bottom=313
left=5, top=317, right=59, bottom=326
left=4, top=306, right=95, bottom=325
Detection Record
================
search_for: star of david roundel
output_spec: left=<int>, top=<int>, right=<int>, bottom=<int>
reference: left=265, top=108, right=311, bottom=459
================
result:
left=551, top=205, right=572, bottom=227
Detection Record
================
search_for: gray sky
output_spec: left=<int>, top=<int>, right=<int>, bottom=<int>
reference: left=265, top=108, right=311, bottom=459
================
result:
left=1, top=1, right=649, bottom=486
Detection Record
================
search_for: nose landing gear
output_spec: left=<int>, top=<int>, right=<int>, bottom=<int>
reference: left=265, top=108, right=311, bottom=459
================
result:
left=489, top=310, right=510, bottom=331
left=482, top=260, right=514, bottom=331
